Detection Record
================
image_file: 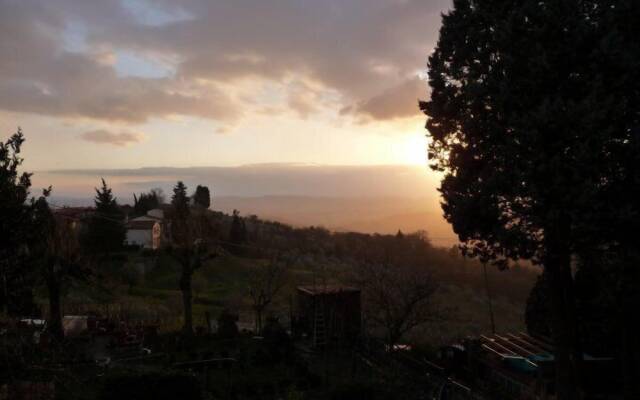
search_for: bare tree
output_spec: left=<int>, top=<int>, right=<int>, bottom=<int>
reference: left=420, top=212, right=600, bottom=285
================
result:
left=33, top=194, right=85, bottom=340
left=248, top=253, right=291, bottom=333
left=355, top=262, right=440, bottom=349
left=169, top=209, right=219, bottom=336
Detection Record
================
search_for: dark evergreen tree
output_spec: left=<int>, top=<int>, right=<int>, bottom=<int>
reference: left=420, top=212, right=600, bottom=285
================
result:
left=171, top=181, right=189, bottom=220
left=192, top=185, right=211, bottom=209
left=228, top=209, right=248, bottom=252
left=133, top=190, right=161, bottom=216
left=82, top=179, right=125, bottom=254
left=0, top=129, right=38, bottom=315
left=422, top=1, right=640, bottom=397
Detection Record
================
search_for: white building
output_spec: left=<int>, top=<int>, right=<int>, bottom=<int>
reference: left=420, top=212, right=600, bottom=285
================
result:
left=125, top=208, right=166, bottom=249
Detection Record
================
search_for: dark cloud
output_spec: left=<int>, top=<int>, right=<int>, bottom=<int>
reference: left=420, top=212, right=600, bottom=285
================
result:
left=0, top=0, right=450, bottom=124
left=80, top=129, right=144, bottom=146
left=347, top=77, right=427, bottom=121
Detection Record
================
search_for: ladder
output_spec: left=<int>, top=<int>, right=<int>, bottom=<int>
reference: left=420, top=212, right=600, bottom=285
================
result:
left=313, top=303, right=326, bottom=347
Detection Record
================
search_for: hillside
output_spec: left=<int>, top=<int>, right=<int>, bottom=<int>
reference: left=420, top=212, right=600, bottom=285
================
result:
left=213, top=196, right=457, bottom=247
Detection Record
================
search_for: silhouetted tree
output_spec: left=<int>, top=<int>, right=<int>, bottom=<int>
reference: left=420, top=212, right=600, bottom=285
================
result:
left=0, top=128, right=38, bottom=315
left=192, top=185, right=211, bottom=209
left=172, top=181, right=189, bottom=219
left=32, top=193, right=85, bottom=340
left=216, top=309, right=239, bottom=339
left=248, top=254, right=291, bottom=333
left=525, top=272, right=552, bottom=338
left=82, top=179, right=125, bottom=254
left=527, top=261, right=620, bottom=357
left=573, top=260, right=618, bottom=358
left=355, top=262, right=439, bottom=349
left=228, top=209, right=248, bottom=252
left=169, top=181, right=217, bottom=335
left=133, top=189, right=161, bottom=216
left=422, top=2, right=640, bottom=397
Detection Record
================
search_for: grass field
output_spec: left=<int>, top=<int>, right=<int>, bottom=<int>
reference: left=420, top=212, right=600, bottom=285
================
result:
left=35, top=248, right=529, bottom=347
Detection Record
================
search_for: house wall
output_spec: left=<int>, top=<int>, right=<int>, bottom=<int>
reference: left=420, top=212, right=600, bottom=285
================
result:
left=126, top=229, right=153, bottom=248
left=152, top=223, right=161, bottom=249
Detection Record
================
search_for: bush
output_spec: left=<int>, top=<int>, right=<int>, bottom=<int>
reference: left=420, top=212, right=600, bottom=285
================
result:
left=330, top=382, right=375, bottom=400
left=99, top=370, right=201, bottom=400
left=216, top=309, right=239, bottom=339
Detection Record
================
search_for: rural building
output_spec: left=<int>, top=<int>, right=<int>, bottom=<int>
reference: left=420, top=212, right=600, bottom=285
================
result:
left=51, top=207, right=93, bottom=231
left=124, top=208, right=168, bottom=249
left=294, top=285, right=361, bottom=347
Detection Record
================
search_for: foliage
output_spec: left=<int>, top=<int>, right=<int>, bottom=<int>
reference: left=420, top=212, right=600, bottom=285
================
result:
left=421, top=0, right=640, bottom=266
left=192, top=185, right=211, bottom=209
left=0, top=129, right=38, bottom=315
left=82, top=179, right=125, bottom=254
left=99, top=369, right=201, bottom=400
left=421, top=1, right=640, bottom=396
left=133, top=188, right=163, bottom=216
left=171, top=181, right=189, bottom=221
left=228, top=209, right=248, bottom=250
left=169, top=181, right=218, bottom=335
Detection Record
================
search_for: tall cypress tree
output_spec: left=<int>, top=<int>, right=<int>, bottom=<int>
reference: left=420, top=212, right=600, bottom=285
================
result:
left=171, top=181, right=189, bottom=221
left=82, top=179, right=125, bottom=254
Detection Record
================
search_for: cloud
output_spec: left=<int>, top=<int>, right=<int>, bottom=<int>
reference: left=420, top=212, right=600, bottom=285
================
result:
left=0, top=1, right=240, bottom=124
left=80, top=129, right=145, bottom=146
left=0, top=0, right=449, bottom=125
left=344, top=77, right=427, bottom=121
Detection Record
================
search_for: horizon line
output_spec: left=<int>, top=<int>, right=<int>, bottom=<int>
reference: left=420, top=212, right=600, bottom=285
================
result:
left=39, top=162, right=431, bottom=174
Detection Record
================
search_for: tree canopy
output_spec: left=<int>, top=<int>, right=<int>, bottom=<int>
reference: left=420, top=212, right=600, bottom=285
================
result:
left=228, top=209, right=248, bottom=252
left=0, top=129, right=38, bottom=315
left=192, top=185, right=211, bottom=209
left=422, top=1, right=640, bottom=397
left=82, top=179, right=125, bottom=254
left=171, top=181, right=190, bottom=221
left=133, top=188, right=163, bottom=216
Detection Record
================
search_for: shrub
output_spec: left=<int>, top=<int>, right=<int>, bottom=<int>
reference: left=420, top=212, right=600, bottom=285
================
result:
left=99, top=369, right=201, bottom=400
left=216, top=309, right=239, bottom=339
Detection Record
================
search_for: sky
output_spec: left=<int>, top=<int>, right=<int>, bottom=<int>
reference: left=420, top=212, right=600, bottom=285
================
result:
left=0, top=0, right=451, bottom=170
